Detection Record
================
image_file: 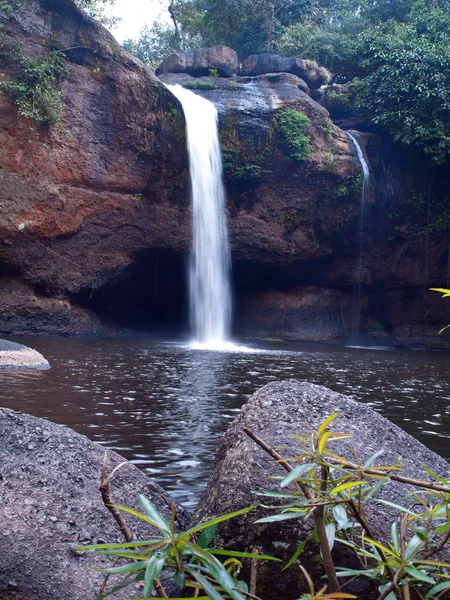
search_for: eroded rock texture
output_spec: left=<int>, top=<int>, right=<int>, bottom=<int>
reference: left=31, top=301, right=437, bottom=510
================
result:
left=0, top=407, right=189, bottom=600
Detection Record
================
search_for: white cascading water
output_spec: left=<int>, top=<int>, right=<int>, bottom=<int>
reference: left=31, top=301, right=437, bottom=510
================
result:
left=346, top=132, right=370, bottom=341
left=168, top=85, right=232, bottom=348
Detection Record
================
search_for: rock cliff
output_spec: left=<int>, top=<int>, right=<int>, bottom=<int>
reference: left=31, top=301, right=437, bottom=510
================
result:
left=1, top=1, right=449, bottom=345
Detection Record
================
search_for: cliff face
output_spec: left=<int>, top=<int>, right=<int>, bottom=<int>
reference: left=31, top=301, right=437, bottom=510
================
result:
left=0, top=1, right=449, bottom=345
left=0, top=0, right=189, bottom=334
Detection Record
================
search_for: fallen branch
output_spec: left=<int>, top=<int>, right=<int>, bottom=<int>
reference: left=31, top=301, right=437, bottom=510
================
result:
left=243, top=427, right=341, bottom=593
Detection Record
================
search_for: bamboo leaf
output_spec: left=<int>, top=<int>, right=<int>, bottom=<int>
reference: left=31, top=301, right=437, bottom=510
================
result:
left=317, top=413, right=339, bottom=439
left=198, top=524, right=217, bottom=549
left=138, top=495, right=170, bottom=534
left=424, top=580, right=450, bottom=600
left=318, top=431, right=332, bottom=454
left=182, top=506, right=256, bottom=539
left=254, top=511, right=306, bottom=524
left=330, top=481, right=366, bottom=496
left=101, top=560, right=148, bottom=574
left=404, top=566, right=435, bottom=584
left=280, top=464, right=316, bottom=488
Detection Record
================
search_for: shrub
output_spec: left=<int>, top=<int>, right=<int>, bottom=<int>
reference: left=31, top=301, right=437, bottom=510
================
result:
left=276, top=109, right=311, bottom=162
left=183, top=79, right=217, bottom=90
left=0, top=48, right=67, bottom=128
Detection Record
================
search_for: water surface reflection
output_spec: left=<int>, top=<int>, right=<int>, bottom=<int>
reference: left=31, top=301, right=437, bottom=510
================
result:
left=1, top=337, right=449, bottom=508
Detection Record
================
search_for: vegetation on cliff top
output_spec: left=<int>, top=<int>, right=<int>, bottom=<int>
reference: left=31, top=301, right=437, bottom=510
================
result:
left=122, top=0, right=450, bottom=166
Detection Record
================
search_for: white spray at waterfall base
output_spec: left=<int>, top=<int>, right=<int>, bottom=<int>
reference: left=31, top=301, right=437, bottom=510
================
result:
left=168, top=85, right=232, bottom=348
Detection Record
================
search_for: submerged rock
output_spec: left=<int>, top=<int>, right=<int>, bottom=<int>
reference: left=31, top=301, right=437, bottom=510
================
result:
left=194, top=380, right=450, bottom=600
left=0, top=339, right=49, bottom=369
left=0, top=408, right=189, bottom=600
left=156, top=46, right=240, bottom=77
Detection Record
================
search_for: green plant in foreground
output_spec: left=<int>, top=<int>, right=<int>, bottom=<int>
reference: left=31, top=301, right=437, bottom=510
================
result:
left=79, top=497, right=279, bottom=599
left=276, top=109, right=311, bottom=162
left=430, top=288, right=450, bottom=334
left=251, top=413, right=450, bottom=600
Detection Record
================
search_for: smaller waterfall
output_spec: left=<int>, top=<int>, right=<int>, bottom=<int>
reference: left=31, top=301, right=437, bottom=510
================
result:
left=168, top=84, right=232, bottom=348
left=347, top=132, right=370, bottom=340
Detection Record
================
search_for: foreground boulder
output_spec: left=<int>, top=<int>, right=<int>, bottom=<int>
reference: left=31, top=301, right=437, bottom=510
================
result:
left=156, top=46, right=239, bottom=77
left=0, top=408, right=189, bottom=600
left=241, top=54, right=331, bottom=88
left=194, top=381, right=450, bottom=600
left=0, top=339, right=49, bottom=369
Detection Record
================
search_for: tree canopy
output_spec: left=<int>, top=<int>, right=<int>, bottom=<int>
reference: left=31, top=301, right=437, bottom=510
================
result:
left=117, top=0, right=450, bottom=165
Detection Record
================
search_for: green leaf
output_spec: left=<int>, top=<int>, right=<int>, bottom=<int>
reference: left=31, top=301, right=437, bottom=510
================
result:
left=187, top=568, right=226, bottom=600
left=280, top=464, right=316, bottom=488
left=317, top=413, right=339, bottom=439
left=333, top=505, right=349, bottom=529
left=283, top=537, right=310, bottom=571
left=424, top=580, right=450, bottom=600
left=138, top=495, right=171, bottom=534
left=404, top=534, right=423, bottom=559
left=101, top=560, right=148, bottom=574
left=363, top=449, right=385, bottom=469
left=335, top=568, right=377, bottom=578
left=254, top=511, right=306, bottom=524
left=182, top=506, right=256, bottom=539
left=391, top=522, right=400, bottom=553
left=436, top=522, right=450, bottom=534
left=326, top=523, right=336, bottom=552
left=198, top=524, right=218, bottom=549
left=374, top=499, right=418, bottom=517
left=330, top=481, right=366, bottom=496
left=109, top=505, right=167, bottom=531
left=404, top=566, right=435, bottom=584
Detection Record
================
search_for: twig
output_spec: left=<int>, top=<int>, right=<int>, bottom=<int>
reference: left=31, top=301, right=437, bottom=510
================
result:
left=377, top=570, right=401, bottom=600
left=100, top=453, right=134, bottom=543
left=327, top=457, right=450, bottom=494
left=162, top=495, right=184, bottom=531
left=249, top=548, right=259, bottom=596
left=422, top=529, right=450, bottom=559
left=243, top=427, right=341, bottom=593
left=99, top=452, right=168, bottom=598
left=234, top=589, right=264, bottom=600
left=400, top=515, right=411, bottom=600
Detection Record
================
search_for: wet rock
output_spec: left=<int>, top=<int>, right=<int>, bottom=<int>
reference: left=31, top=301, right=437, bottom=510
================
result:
left=0, top=338, right=49, bottom=369
left=194, top=381, right=450, bottom=600
left=0, top=408, right=189, bottom=600
left=241, top=54, right=331, bottom=88
left=237, top=286, right=353, bottom=341
left=156, top=46, right=239, bottom=77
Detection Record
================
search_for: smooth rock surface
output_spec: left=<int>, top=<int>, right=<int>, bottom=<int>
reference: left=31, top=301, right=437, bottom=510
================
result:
left=195, top=381, right=450, bottom=599
left=156, top=46, right=239, bottom=77
left=0, top=339, right=49, bottom=369
left=241, top=54, right=331, bottom=88
left=0, top=408, right=189, bottom=600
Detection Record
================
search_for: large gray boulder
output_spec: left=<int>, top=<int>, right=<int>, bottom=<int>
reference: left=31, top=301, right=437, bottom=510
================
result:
left=0, top=409, right=189, bottom=600
left=194, top=381, right=450, bottom=600
left=241, top=54, right=331, bottom=88
left=156, top=46, right=239, bottom=77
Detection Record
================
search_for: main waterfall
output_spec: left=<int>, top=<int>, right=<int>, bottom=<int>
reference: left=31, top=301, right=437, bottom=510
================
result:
left=168, top=85, right=232, bottom=347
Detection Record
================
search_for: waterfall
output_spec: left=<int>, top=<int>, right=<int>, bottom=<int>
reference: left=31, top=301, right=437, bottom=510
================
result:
left=168, top=85, right=232, bottom=347
left=346, top=132, right=370, bottom=341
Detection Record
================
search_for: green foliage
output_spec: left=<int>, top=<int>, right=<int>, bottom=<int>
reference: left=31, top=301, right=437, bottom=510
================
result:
left=0, top=48, right=67, bottom=128
left=276, top=109, right=311, bottom=161
left=183, top=79, right=217, bottom=90
left=79, top=498, right=278, bottom=599
left=74, top=0, right=119, bottom=27
left=355, top=7, right=450, bottom=165
left=208, top=67, right=219, bottom=78
left=430, top=288, right=450, bottom=334
left=255, top=412, right=450, bottom=599
left=0, top=0, right=22, bottom=12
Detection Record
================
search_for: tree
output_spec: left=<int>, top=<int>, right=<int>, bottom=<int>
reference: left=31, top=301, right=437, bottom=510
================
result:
left=74, top=0, right=120, bottom=27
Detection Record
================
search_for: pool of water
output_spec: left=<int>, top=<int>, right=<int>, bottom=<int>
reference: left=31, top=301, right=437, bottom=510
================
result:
left=1, top=337, right=449, bottom=509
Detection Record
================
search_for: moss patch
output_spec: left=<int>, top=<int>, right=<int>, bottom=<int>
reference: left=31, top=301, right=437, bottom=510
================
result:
left=275, top=109, right=311, bottom=162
